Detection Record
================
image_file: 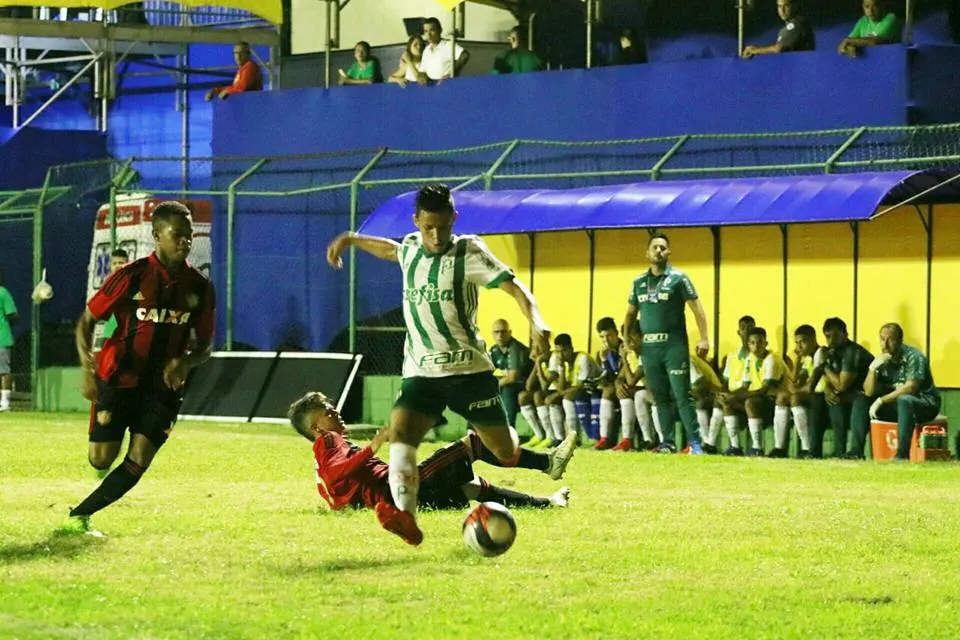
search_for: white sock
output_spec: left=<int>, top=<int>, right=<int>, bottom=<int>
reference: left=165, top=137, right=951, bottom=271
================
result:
left=748, top=418, right=763, bottom=450
left=0, top=389, right=9, bottom=408
left=599, top=398, right=615, bottom=439
left=792, top=405, right=810, bottom=450
left=635, top=392, right=654, bottom=442
left=651, top=404, right=664, bottom=441
left=548, top=404, right=565, bottom=440
left=619, top=398, right=636, bottom=440
left=724, top=415, right=739, bottom=448
left=521, top=405, right=545, bottom=440
left=774, top=405, right=790, bottom=449
left=537, top=405, right=552, bottom=439
left=387, top=442, right=419, bottom=514
left=696, top=409, right=709, bottom=443
left=705, top=407, right=723, bottom=447
left=562, top=398, right=578, bottom=437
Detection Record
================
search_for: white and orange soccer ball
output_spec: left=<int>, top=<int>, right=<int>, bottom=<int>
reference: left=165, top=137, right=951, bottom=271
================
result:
left=462, top=502, right=517, bottom=558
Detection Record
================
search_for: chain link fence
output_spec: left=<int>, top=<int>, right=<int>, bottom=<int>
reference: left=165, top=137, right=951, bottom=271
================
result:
left=8, top=123, right=960, bottom=402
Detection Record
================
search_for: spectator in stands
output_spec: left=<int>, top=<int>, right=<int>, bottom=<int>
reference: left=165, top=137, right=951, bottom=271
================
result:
left=388, top=35, right=427, bottom=87
left=716, top=315, right=755, bottom=455
left=338, top=41, right=383, bottom=86
left=492, top=26, right=544, bottom=74
left=742, top=0, right=816, bottom=59
left=811, top=317, right=873, bottom=458
left=614, top=27, right=648, bottom=65
left=849, top=323, right=940, bottom=461
left=420, top=17, right=470, bottom=81
left=837, top=0, right=901, bottom=57
left=205, top=41, right=263, bottom=101
left=489, top=319, right=530, bottom=430
left=0, top=268, right=17, bottom=412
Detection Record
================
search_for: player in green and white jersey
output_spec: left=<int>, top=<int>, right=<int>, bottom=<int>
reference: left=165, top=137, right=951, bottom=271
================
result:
left=326, top=184, right=577, bottom=545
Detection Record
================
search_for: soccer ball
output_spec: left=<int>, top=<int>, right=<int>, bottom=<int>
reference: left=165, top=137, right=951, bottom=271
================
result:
left=462, top=502, right=517, bottom=557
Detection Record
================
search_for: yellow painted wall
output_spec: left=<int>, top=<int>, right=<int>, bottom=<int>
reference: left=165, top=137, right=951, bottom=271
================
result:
left=856, top=209, right=927, bottom=354
left=532, top=231, right=592, bottom=352
left=930, top=205, right=960, bottom=387
left=471, top=206, right=960, bottom=387
left=476, top=234, right=533, bottom=347
left=786, top=223, right=855, bottom=346
left=718, top=226, right=785, bottom=357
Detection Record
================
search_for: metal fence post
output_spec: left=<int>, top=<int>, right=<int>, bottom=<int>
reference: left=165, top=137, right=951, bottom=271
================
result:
left=30, top=169, right=51, bottom=410
left=348, top=148, right=387, bottom=352
left=483, top=140, right=520, bottom=191
left=226, top=158, right=268, bottom=350
left=824, top=127, right=866, bottom=174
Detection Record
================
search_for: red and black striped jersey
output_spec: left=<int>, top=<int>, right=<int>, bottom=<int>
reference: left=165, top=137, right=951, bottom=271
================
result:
left=312, top=432, right=390, bottom=510
left=88, top=252, right=215, bottom=390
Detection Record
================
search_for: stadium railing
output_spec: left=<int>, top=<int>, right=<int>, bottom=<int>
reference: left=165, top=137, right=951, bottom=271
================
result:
left=8, top=122, right=960, bottom=407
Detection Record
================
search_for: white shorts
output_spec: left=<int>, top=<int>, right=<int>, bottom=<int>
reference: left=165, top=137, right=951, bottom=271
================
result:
left=0, top=348, right=10, bottom=375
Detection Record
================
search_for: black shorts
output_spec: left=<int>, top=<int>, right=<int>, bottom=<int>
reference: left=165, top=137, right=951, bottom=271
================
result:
left=394, top=372, right=507, bottom=426
left=416, top=440, right=475, bottom=510
left=88, top=380, right=182, bottom=449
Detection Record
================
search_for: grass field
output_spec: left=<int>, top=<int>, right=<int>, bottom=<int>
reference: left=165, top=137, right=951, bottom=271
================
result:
left=1, top=413, right=959, bottom=639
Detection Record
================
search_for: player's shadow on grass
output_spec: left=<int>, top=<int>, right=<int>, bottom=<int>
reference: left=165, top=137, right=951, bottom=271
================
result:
left=276, top=555, right=422, bottom=574
left=0, top=532, right=103, bottom=564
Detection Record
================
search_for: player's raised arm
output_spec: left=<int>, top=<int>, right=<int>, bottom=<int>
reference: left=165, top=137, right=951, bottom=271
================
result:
left=326, top=231, right=400, bottom=268
left=498, top=278, right=550, bottom=341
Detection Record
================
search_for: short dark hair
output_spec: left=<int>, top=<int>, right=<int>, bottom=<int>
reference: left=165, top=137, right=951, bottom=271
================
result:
left=423, top=17, right=441, bottom=30
left=355, top=41, right=371, bottom=55
left=509, top=25, right=526, bottom=45
left=236, top=41, right=250, bottom=51
left=648, top=231, right=669, bottom=247
left=111, top=248, right=129, bottom=260
left=823, top=317, right=848, bottom=334
left=881, top=322, right=904, bottom=340
left=287, top=391, right=333, bottom=441
left=414, top=183, right=454, bottom=216
left=151, top=201, right=192, bottom=232
left=739, top=315, right=756, bottom=326
left=794, top=324, right=816, bottom=339
left=748, top=327, right=767, bottom=340
left=595, top=317, right=617, bottom=333
left=554, top=333, right=572, bottom=348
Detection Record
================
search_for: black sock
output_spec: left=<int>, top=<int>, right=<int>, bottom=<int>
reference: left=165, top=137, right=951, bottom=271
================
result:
left=477, top=478, right=551, bottom=509
left=473, top=437, right=549, bottom=472
left=69, top=457, right=145, bottom=518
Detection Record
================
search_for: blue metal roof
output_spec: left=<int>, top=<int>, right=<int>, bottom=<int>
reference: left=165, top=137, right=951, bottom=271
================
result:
left=358, top=171, right=959, bottom=237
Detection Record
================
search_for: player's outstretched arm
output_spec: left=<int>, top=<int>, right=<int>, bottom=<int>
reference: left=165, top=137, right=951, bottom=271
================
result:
left=76, top=310, right=98, bottom=401
left=498, top=278, right=549, bottom=340
left=326, top=231, right=400, bottom=269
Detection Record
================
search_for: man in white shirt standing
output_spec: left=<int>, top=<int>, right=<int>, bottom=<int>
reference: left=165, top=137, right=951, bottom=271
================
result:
left=420, top=17, right=470, bottom=81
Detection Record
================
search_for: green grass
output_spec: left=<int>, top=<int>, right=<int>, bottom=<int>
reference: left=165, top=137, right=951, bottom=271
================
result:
left=1, top=413, right=959, bottom=639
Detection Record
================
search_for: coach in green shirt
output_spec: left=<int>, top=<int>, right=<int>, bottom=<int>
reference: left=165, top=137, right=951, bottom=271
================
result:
left=851, top=323, right=940, bottom=460
left=838, top=0, right=901, bottom=56
left=623, top=232, right=710, bottom=453
left=489, top=319, right=531, bottom=428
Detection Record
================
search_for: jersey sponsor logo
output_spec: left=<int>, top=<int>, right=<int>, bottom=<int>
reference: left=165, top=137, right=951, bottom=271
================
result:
left=419, top=348, right=474, bottom=368
left=635, top=292, right=670, bottom=304
left=403, top=282, right=454, bottom=305
left=467, top=396, right=500, bottom=411
left=440, top=257, right=455, bottom=274
left=136, top=307, right=192, bottom=325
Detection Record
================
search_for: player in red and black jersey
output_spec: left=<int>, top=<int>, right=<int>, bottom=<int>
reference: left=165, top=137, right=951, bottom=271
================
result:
left=61, top=202, right=215, bottom=535
left=287, top=392, right=569, bottom=545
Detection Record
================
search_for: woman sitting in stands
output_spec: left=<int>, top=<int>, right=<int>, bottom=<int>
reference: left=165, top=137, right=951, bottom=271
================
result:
left=339, top=41, right=383, bottom=85
left=388, top=35, right=427, bottom=87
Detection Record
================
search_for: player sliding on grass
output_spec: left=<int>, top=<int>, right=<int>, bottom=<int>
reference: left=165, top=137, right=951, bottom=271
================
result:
left=61, top=202, right=215, bottom=536
left=288, top=392, right=570, bottom=521
left=326, top=183, right=577, bottom=545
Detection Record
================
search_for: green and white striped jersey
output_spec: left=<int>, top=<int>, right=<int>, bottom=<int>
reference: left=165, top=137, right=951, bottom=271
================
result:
left=397, top=232, right=515, bottom=378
